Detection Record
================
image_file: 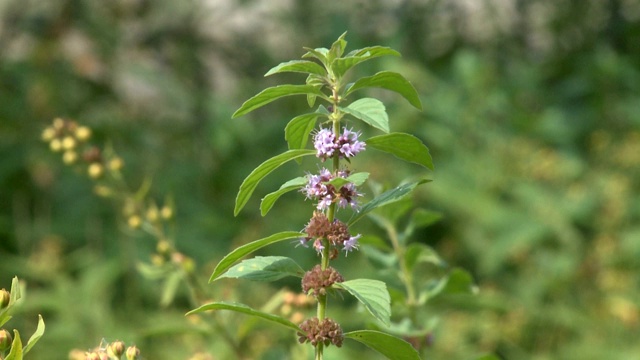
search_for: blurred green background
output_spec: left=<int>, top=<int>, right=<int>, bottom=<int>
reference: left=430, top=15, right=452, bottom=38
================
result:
left=1, top=1, right=639, bottom=359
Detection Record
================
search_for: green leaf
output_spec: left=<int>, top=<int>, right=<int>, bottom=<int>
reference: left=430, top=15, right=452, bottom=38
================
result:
left=284, top=113, right=319, bottom=150
left=333, top=46, right=400, bottom=77
left=265, top=60, right=326, bottom=77
left=5, top=329, right=23, bottom=360
left=235, top=149, right=315, bottom=215
left=187, top=301, right=302, bottom=333
left=302, top=47, right=329, bottom=65
left=409, top=208, right=442, bottom=229
left=326, top=172, right=370, bottom=188
left=160, top=271, right=182, bottom=307
left=23, top=315, right=45, bottom=355
left=209, top=231, right=305, bottom=282
left=219, top=256, right=305, bottom=281
left=334, top=279, right=390, bottom=326
left=328, top=31, right=348, bottom=62
left=405, top=243, right=445, bottom=270
left=232, top=85, right=325, bottom=118
left=260, top=176, right=307, bottom=216
left=341, top=98, right=389, bottom=133
left=344, top=330, right=421, bottom=360
left=366, top=133, right=433, bottom=170
left=349, top=179, right=431, bottom=225
left=442, top=268, right=477, bottom=295
left=345, top=71, right=422, bottom=110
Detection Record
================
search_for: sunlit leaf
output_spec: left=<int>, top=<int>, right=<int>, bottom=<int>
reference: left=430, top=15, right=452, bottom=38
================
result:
left=284, top=113, right=319, bottom=150
left=232, top=85, right=325, bottom=118
left=23, top=315, right=45, bottom=355
left=344, top=330, right=421, bottom=360
left=260, top=176, right=307, bottom=216
left=209, top=231, right=305, bottom=282
left=5, top=329, right=22, bottom=360
left=349, top=179, right=431, bottom=225
left=302, top=47, right=329, bottom=65
left=187, top=301, right=302, bottom=333
left=219, top=256, right=305, bottom=281
left=334, top=279, right=390, bottom=326
left=235, top=149, right=315, bottom=215
left=333, top=46, right=400, bottom=77
left=265, top=60, right=326, bottom=77
left=326, top=172, right=369, bottom=188
left=345, top=71, right=422, bottom=110
left=366, top=133, right=433, bottom=170
left=341, top=98, right=389, bottom=133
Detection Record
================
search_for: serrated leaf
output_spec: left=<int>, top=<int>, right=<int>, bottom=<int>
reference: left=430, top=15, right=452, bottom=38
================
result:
left=285, top=113, right=319, bottom=150
left=265, top=60, right=326, bottom=77
left=341, top=98, right=389, bottom=133
left=23, top=315, right=45, bottom=355
left=326, top=172, right=369, bottom=188
left=187, top=301, right=302, bottom=333
left=219, top=256, right=305, bottom=281
left=209, top=231, right=305, bottom=282
left=232, top=85, right=325, bottom=118
left=349, top=179, right=431, bottom=225
left=366, top=133, right=433, bottom=170
left=334, top=279, right=390, bottom=326
left=235, top=149, right=315, bottom=215
left=344, top=330, right=421, bottom=360
left=5, top=329, right=23, bottom=360
left=261, top=177, right=307, bottom=216
left=333, top=46, right=400, bottom=77
left=345, top=71, right=422, bottom=110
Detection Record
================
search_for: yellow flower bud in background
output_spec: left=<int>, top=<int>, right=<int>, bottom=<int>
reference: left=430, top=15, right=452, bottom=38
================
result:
left=50, top=138, right=63, bottom=152
left=52, top=117, right=65, bottom=130
left=108, top=157, right=124, bottom=171
left=88, top=163, right=104, bottom=179
left=146, top=205, right=159, bottom=222
left=151, top=254, right=165, bottom=266
left=156, top=239, right=171, bottom=254
left=107, top=340, right=126, bottom=358
left=127, top=215, right=142, bottom=229
left=41, top=127, right=56, bottom=141
left=62, top=151, right=78, bottom=165
left=61, top=136, right=76, bottom=150
left=75, top=126, right=91, bottom=141
left=93, top=185, right=113, bottom=198
left=160, top=205, right=173, bottom=220
left=0, top=288, right=10, bottom=309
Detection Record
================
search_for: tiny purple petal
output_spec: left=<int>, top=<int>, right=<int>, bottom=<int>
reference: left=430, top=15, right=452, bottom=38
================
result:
left=343, top=234, right=361, bottom=255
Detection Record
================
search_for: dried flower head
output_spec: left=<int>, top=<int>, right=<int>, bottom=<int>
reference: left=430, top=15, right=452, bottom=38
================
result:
left=302, top=265, right=344, bottom=297
left=298, top=317, right=344, bottom=348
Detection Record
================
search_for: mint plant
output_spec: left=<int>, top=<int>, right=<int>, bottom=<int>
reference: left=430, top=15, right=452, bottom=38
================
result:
left=188, top=33, right=434, bottom=359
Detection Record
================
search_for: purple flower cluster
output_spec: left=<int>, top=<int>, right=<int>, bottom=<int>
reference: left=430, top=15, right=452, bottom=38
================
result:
left=313, top=127, right=366, bottom=161
left=301, top=168, right=362, bottom=211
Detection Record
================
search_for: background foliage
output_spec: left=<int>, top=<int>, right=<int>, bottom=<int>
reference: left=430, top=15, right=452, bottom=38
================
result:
left=1, top=0, right=639, bottom=359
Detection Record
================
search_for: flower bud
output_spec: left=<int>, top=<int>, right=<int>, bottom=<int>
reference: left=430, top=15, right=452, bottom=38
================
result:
left=62, top=136, right=76, bottom=150
left=302, top=265, right=344, bottom=297
left=41, top=127, right=56, bottom=142
left=146, top=205, right=159, bottom=223
left=108, top=157, right=124, bottom=172
left=85, top=351, right=101, bottom=360
left=107, top=340, right=126, bottom=358
left=0, top=289, right=9, bottom=309
left=0, top=329, right=12, bottom=352
left=52, top=117, right=65, bottom=130
left=50, top=138, right=63, bottom=152
left=63, top=150, right=78, bottom=165
left=88, top=163, right=104, bottom=179
left=298, top=317, right=343, bottom=348
left=75, top=126, right=91, bottom=141
left=160, top=206, right=173, bottom=220
left=127, top=215, right=142, bottom=229
left=126, top=345, right=140, bottom=360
